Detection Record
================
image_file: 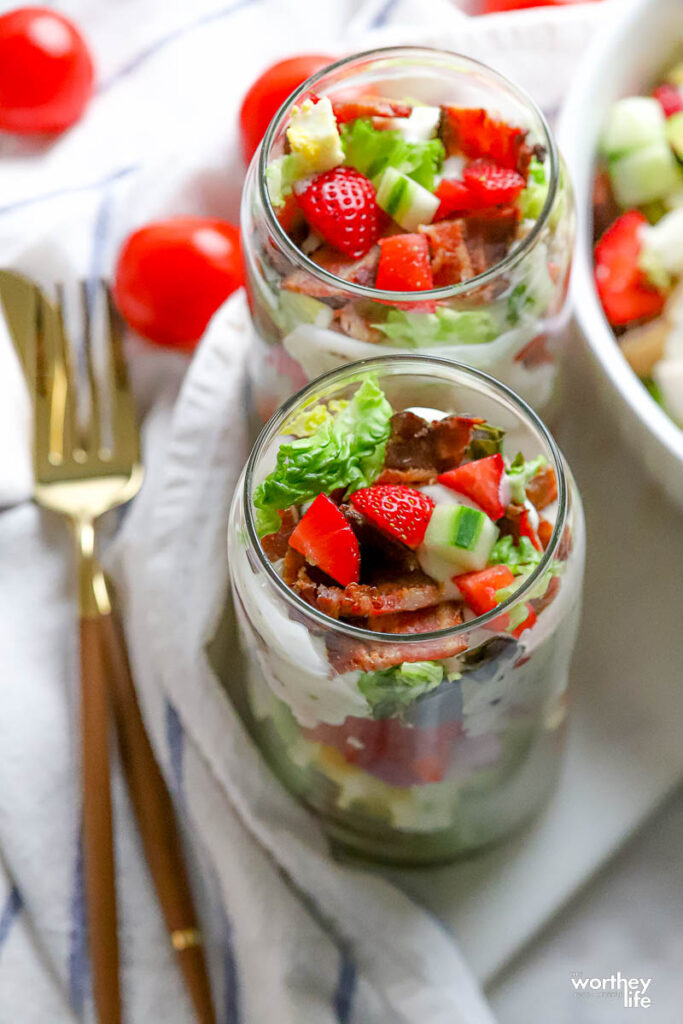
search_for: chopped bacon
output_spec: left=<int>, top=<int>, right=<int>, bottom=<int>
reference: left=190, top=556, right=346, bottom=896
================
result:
left=335, top=303, right=383, bottom=344
left=538, top=519, right=553, bottom=550
left=282, top=546, right=306, bottom=585
left=341, top=503, right=420, bottom=574
left=282, top=245, right=380, bottom=298
left=464, top=211, right=519, bottom=277
left=327, top=601, right=468, bottom=673
left=530, top=575, right=560, bottom=616
left=379, top=411, right=483, bottom=486
left=515, top=333, right=554, bottom=368
left=261, top=507, right=299, bottom=561
left=497, top=502, right=526, bottom=543
left=314, top=574, right=444, bottom=619
left=420, top=220, right=473, bottom=287
left=431, top=415, right=484, bottom=471
left=332, top=95, right=412, bottom=123
left=526, top=465, right=558, bottom=511
left=592, top=167, right=621, bottom=244
left=557, top=525, right=573, bottom=561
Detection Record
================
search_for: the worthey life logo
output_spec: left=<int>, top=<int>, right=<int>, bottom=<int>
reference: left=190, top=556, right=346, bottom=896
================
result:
left=570, top=971, right=653, bottom=1009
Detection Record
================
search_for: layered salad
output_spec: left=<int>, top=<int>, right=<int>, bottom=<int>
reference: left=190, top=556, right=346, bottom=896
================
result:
left=593, top=59, right=683, bottom=427
left=229, top=368, right=584, bottom=861
left=242, top=50, right=574, bottom=421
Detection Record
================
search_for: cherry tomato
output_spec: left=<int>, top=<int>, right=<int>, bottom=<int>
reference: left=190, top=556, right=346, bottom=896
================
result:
left=0, top=7, right=94, bottom=133
left=239, top=53, right=333, bottom=164
left=481, top=0, right=601, bottom=10
left=113, top=218, right=244, bottom=349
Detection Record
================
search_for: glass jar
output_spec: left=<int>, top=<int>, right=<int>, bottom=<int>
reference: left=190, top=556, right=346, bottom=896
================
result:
left=240, top=47, right=575, bottom=423
left=228, top=356, right=585, bottom=865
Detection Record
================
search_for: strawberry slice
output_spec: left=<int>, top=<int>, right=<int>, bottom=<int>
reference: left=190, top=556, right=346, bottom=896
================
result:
left=297, top=167, right=381, bottom=259
left=438, top=454, right=506, bottom=520
left=375, top=234, right=434, bottom=292
left=653, top=83, right=683, bottom=118
left=463, top=160, right=526, bottom=206
left=455, top=565, right=515, bottom=616
left=594, top=210, right=667, bottom=326
left=350, top=485, right=434, bottom=550
left=440, top=107, right=531, bottom=173
left=289, top=493, right=360, bottom=586
left=434, top=178, right=489, bottom=219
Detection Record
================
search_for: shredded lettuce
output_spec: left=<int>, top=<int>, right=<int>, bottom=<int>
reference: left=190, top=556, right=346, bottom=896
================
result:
left=488, top=535, right=543, bottom=576
left=373, top=306, right=499, bottom=347
left=518, top=157, right=549, bottom=220
left=341, top=117, right=445, bottom=192
left=358, top=661, right=444, bottom=719
left=468, top=423, right=505, bottom=460
left=282, top=400, right=348, bottom=439
left=507, top=453, right=547, bottom=504
left=266, top=153, right=307, bottom=209
left=253, top=378, right=392, bottom=535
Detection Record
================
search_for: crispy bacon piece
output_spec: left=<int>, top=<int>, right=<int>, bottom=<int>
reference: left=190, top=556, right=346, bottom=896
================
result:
left=497, top=502, right=526, bottom=543
left=593, top=167, right=621, bottom=244
left=282, top=546, right=306, bottom=585
left=420, top=220, right=473, bottom=287
left=464, top=211, right=519, bottom=277
left=261, top=507, right=300, bottom=562
left=378, top=411, right=483, bottom=486
left=315, top=574, right=444, bottom=620
left=538, top=519, right=553, bottom=550
left=514, top=333, right=554, bottom=368
left=341, top=504, right=420, bottom=574
left=530, top=575, right=560, bottom=616
left=335, top=303, right=383, bottom=344
left=526, top=465, right=558, bottom=511
left=332, top=95, right=412, bottom=123
left=282, top=245, right=380, bottom=298
left=327, top=601, right=468, bottom=673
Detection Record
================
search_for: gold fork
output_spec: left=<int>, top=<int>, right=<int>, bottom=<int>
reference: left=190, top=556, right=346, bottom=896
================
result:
left=26, top=279, right=216, bottom=1024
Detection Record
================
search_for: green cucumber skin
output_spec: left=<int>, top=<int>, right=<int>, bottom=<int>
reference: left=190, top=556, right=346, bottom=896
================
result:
left=452, top=506, right=484, bottom=551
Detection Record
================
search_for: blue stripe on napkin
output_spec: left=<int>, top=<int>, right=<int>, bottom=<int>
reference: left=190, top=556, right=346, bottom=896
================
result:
left=333, top=947, right=357, bottom=1024
left=67, top=831, right=90, bottom=1014
left=368, top=0, right=398, bottom=28
left=0, top=884, right=23, bottom=957
left=165, top=701, right=185, bottom=801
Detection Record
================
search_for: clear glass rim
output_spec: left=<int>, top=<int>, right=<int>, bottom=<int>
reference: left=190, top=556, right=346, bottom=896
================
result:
left=243, top=355, right=569, bottom=643
left=257, top=45, right=560, bottom=304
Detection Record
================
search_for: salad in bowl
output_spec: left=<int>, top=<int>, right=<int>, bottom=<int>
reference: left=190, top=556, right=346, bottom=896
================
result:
left=593, top=60, right=683, bottom=429
left=228, top=357, right=585, bottom=864
left=241, top=47, right=575, bottom=422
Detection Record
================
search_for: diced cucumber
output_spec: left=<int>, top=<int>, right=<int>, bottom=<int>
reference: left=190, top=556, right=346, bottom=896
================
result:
left=666, top=112, right=683, bottom=162
left=641, top=207, right=683, bottom=276
left=608, top=143, right=682, bottom=206
left=375, top=166, right=439, bottom=231
left=276, top=291, right=334, bottom=333
left=601, top=97, right=665, bottom=159
left=416, top=547, right=457, bottom=584
left=421, top=503, right=498, bottom=573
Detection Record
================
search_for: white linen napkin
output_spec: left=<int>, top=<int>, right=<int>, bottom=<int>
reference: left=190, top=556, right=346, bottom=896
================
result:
left=0, top=0, right=609, bottom=1021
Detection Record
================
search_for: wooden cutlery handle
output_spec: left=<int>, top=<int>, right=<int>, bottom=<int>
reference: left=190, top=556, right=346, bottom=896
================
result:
left=80, top=617, right=122, bottom=1024
left=99, top=611, right=216, bottom=1024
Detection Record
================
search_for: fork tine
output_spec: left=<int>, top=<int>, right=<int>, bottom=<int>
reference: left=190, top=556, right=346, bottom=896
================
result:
left=50, top=283, right=79, bottom=465
left=102, top=282, right=140, bottom=463
left=80, top=279, right=102, bottom=458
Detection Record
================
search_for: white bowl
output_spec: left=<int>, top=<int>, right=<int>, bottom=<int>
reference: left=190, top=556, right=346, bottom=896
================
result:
left=559, top=0, right=683, bottom=509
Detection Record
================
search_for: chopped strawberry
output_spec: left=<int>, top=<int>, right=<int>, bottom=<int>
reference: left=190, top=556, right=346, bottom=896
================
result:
left=594, top=211, right=667, bottom=326
left=289, top=493, right=360, bottom=586
left=375, top=234, right=434, bottom=292
left=653, top=83, right=683, bottom=118
left=350, top=485, right=434, bottom=550
left=434, top=178, right=486, bottom=219
left=440, top=106, right=531, bottom=173
left=518, top=509, right=542, bottom=551
left=512, top=603, right=537, bottom=639
left=297, top=167, right=381, bottom=259
left=463, top=160, right=526, bottom=206
left=276, top=192, right=304, bottom=234
left=455, top=565, right=515, bottom=616
left=332, top=95, right=412, bottom=123
left=438, top=454, right=506, bottom=520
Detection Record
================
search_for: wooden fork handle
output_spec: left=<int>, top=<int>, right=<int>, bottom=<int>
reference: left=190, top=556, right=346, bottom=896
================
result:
left=80, top=617, right=122, bottom=1024
left=99, top=611, right=216, bottom=1024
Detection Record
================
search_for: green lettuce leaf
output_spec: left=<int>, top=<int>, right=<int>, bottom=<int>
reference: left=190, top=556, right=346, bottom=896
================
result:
left=253, top=378, right=392, bottom=534
left=358, top=661, right=444, bottom=719
left=373, top=306, right=499, bottom=348
left=341, top=117, right=445, bottom=191
left=507, top=453, right=547, bottom=504
left=518, top=157, right=549, bottom=220
left=468, top=423, right=506, bottom=460
left=266, top=153, right=307, bottom=209
left=488, top=535, right=543, bottom=576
